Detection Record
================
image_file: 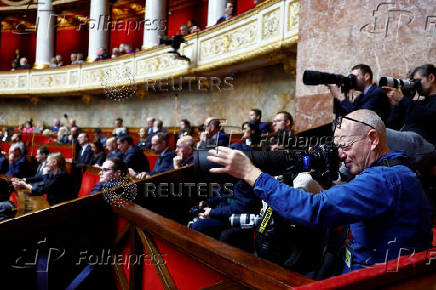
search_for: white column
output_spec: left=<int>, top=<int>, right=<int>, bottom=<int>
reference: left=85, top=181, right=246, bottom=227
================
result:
left=142, top=0, right=167, bottom=49
left=34, top=0, right=55, bottom=69
left=87, top=0, right=108, bottom=62
left=207, top=0, right=226, bottom=27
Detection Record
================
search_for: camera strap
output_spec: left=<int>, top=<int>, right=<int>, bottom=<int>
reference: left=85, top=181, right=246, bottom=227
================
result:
left=371, top=156, right=412, bottom=170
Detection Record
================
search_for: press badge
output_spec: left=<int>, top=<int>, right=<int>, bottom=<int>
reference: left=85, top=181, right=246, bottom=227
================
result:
left=345, top=248, right=352, bottom=269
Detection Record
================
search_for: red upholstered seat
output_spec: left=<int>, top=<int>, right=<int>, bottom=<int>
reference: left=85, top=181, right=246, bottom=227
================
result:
left=32, top=135, right=54, bottom=144
left=0, top=142, right=11, bottom=153
left=28, top=144, right=74, bottom=159
left=9, top=192, right=18, bottom=208
left=146, top=155, right=159, bottom=170
left=77, top=171, right=100, bottom=197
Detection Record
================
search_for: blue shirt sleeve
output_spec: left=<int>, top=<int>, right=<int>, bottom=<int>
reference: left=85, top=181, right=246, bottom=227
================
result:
left=253, top=170, right=395, bottom=228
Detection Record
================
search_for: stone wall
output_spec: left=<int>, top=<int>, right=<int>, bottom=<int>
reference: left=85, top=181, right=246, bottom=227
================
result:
left=0, top=64, right=295, bottom=129
left=295, top=0, right=436, bottom=132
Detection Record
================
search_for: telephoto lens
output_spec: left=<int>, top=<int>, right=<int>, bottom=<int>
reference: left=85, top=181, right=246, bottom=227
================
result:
left=378, top=77, right=419, bottom=91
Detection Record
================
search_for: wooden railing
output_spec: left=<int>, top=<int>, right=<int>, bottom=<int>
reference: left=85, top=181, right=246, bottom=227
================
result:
left=1, top=165, right=435, bottom=289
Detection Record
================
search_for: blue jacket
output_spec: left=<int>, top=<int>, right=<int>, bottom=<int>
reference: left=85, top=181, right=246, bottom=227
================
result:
left=32, top=171, right=75, bottom=205
left=198, top=131, right=229, bottom=149
left=334, top=83, right=391, bottom=122
left=76, top=144, right=93, bottom=165
left=208, top=180, right=261, bottom=219
left=6, top=156, right=31, bottom=178
left=150, top=149, right=175, bottom=176
left=91, top=181, right=123, bottom=194
left=253, top=151, right=432, bottom=272
left=123, top=145, right=150, bottom=174
left=0, top=155, right=8, bottom=174
left=90, top=152, right=106, bottom=166
left=258, top=122, right=270, bottom=134
left=181, top=155, right=194, bottom=167
left=107, top=150, right=122, bottom=159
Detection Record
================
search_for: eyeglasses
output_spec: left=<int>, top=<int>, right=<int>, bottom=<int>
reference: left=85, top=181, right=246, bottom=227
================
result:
left=334, top=116, right=375, bottom=132
left=334, top=136, right=366, bottom=151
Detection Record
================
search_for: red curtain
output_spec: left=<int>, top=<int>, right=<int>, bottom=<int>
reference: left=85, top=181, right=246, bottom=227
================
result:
left=0, top=31, right=36, bottom=70
left=168, top=1, right=208, bottom=37
left=56, top=28, right=89, bottom=65
left=109, top=20, right=144, bottom=52
left=236, top=0, right=256, bottom=15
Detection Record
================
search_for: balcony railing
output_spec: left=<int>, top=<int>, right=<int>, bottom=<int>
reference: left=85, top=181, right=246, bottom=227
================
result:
left=0, top=0, right=299, bottom=96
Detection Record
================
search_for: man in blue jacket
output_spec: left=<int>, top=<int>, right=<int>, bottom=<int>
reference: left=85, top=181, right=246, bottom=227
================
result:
left=329, top=64, right=390, bottom=122
left=207, top=109, right=433, bottom=273
left=76, top=133, right=92, bottom=165
left=117, top=135, right=150, bottom=174
left=149, top=133, right=175, bottom=176
left=6, top=144, right=31, bottom=178
left=197, top=117, right=229, bottom=149
left=91, top=157, right=127, bottom=194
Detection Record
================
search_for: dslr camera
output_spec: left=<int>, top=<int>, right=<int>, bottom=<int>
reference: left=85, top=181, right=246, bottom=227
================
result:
left=303, top=70, right=357, bottom=94
left=378, top=77, right=421, bottom=98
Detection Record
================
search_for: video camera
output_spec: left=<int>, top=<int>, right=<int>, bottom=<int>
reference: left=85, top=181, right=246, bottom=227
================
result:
left=303, top=70, right=356, bottom=94
left=378, top=77, right=421, bottom=98
left=159, top=35, right=186, bottom=51
left=194, top=145, right=339, bottom=182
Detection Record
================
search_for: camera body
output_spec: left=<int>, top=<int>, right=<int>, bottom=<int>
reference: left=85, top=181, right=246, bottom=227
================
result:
left=303, top=70, right=357, bottom=94
left=188, top=205, right=204, bottom=217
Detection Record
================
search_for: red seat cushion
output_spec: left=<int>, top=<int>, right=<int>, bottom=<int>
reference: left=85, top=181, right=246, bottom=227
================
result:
left=146, top=155, right=159, bottom=170
left=9, top=193, right=18, bottom=208
left=77, top=171, right=100, bottom=197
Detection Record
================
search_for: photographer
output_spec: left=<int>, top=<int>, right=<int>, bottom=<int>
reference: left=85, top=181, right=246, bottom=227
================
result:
left=329, top=64, right=390, bottom=122
left=207, top=109, right=432, bottom=273
left=385, top=64, right=436, bottom=147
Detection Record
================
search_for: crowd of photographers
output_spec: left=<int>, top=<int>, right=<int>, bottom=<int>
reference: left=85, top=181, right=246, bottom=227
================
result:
left=192, top=63, right=436, bottom=280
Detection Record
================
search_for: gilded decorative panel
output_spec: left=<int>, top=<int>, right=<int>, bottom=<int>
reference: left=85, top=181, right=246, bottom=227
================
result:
left=288, top=1, right=299, bottom=31
left=199, top=20, right=257, bottom=61
left=0, top=77, right=17, bottom=90
left=31, top=73, right=68, bottom=89
left=262, top=8, right=281, bottom=40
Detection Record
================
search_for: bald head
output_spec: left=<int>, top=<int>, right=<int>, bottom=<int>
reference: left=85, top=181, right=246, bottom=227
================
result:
left=334, top=109, right=390, bottom=175
left=345, top=110, right=387, bottom=145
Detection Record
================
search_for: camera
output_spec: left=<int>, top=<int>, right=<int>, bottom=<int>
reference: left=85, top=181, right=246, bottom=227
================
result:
left=188, top=205, right=204, bottom=217
left=160, top=35, right=186, bottom=51
left=303, top=70, right=356, bottom=94
left=378, top=77, right=421, bottom=98
left=194, top=145, right=339, bottom=182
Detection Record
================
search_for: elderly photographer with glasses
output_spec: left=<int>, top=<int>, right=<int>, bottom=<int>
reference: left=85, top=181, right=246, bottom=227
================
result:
left=207, top=109, right=432, bottom=273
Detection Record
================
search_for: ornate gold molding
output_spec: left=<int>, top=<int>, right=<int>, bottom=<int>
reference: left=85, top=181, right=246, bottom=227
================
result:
left=33, top=63, right=50, bottom=70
